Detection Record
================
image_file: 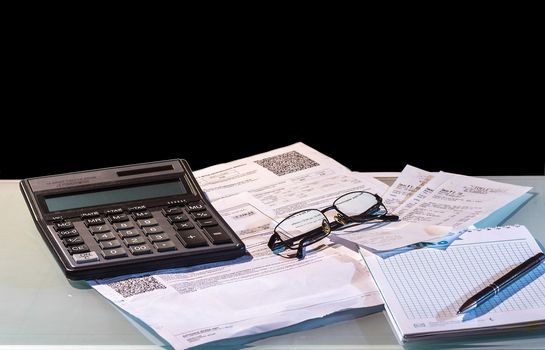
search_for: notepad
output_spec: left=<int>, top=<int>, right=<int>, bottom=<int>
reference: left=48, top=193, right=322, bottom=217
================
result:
left=363, top=225, right=545, bottom=343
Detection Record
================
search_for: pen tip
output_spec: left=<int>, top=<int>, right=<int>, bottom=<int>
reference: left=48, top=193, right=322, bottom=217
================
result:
left=456, top=311, right=462, bottom=315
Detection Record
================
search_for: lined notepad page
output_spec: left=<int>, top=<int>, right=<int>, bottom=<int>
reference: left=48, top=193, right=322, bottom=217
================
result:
left=365, top=225, right=545, bottom=339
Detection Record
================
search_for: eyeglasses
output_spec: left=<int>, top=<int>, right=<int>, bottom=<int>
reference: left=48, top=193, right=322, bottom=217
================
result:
left=267, top=191, right=398, bottom=259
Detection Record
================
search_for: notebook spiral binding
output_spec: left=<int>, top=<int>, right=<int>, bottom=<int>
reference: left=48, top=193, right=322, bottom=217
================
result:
left=467, top=224, right=521, bottom=233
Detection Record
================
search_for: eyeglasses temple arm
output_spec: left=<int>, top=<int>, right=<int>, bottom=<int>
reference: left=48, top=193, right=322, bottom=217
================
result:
left=268, top=232, right=283, bottom=251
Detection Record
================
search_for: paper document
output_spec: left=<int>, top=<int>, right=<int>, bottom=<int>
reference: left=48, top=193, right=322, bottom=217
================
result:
left=363, top=225, right=545, bottom=342
left=91, top=193, right=380, bottom=349
left=382, top=165, right=434, bottom=212
left=90, top=143, right=384, bottom=349
left=194, top=142, right=352, bottom=201
left=398, top=174, right=531, bottom=230
left=337, top=165, right=531, bottom=251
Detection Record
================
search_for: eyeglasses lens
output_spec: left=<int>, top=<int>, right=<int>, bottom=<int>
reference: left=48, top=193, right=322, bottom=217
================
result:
left=334, top=192, right=382, bottom=217
left=275, top=209, right=330, bottom=247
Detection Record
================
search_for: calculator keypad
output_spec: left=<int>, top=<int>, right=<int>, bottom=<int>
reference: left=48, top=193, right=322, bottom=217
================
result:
left=51, top=201, right=234, bottom=267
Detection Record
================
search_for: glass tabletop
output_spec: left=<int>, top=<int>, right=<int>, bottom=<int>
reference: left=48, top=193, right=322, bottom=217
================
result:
left=1, top=176, right=544, bottom=349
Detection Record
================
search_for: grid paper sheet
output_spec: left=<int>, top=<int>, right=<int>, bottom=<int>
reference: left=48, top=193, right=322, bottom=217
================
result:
left=364, top=225, right=545, bottom=341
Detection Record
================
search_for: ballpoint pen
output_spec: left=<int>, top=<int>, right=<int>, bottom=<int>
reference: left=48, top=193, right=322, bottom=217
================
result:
left=457, top=252, right=545, bottom=314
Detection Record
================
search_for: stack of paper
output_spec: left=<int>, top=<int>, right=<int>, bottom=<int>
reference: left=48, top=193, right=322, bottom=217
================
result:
left=338, top=165, right=532, bottom=251
left=363, top=225, right=545, bottom=343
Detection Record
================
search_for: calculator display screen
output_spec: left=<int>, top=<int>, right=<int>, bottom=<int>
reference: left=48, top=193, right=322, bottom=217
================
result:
left=44, top=181, right=187, bottom=212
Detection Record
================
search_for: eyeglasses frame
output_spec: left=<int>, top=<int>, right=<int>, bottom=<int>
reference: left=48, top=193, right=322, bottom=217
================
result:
left=267, top=191, right=398, bottom=259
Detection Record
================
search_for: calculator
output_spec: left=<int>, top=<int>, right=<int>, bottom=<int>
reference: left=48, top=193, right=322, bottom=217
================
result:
left=20, top=159, right=246, bottom=280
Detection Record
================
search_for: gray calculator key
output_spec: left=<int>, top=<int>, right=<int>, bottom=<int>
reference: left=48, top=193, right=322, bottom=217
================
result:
left=118, top=229, right=141, bottom=238
left=133, top=211, right=153, bottom=220
left=109, top=213, right=129, bottom=223
left=186, top=202, right=205, bottom=212
left=58, top=228, right=79, bottom=239
left=203, top=228, right=232, bottom=245
left=197, top=219, right=217, bottom=227
left=148, top=233, right=169, bottom=242
left=102, top=248, right=128, bottom=259
left=137, top=218, right=158, bottom=228
left=89, top=225, right=110, bottom=234
left=63, top=236, right=85, bottom=246
left=167, top=214, right=188, bottom=223
left=163, top=207, right=183, bottom=216
left=176, top=230, right=208, bottom=248
left=54, top=222, right=74, bottom=231
left=174, top=221, right=194, bottom=230
left=73, top=251, right=99, bottom=264
left=68, top=245, right=89, bottom=254
left=142, top=226, right=164, bottom=235
left=154, top=240, right=176, bottom=252
left=192, top=211, right=211, bottom=220
left=85, top=217, right=105, bottom=226
left=99, top=239, right=121, bottom=249
left=94, top=231, right=116, bottom=241
left=124, top=236, right=146, bottom=246
left=129, top=244, right=152, bottom=255
left=113, top=222, right=134, bottom=231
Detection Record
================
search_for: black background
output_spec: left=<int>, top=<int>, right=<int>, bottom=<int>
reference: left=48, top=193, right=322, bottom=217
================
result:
left=1, top=38, right=543, bottom=179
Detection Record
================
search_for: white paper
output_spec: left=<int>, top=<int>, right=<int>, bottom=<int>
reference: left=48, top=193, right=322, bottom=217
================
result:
left=399, top=174, right=532, bottom=230
left=393, top=171, right=453, bottom=217
left=382, top=165, right=434, bottom=212
left=338, top=167, right=531, bottom=251
left=90, top=192, right=381, bottom=349
left=363, top=225, right=545, bottom=342
left=194, top=142, right=351, bottom=202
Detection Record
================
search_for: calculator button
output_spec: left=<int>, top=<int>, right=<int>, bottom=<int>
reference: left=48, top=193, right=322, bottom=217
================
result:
left=133, top=211, right=153, bottom=220
left=154, top=240, right=176, bottom=252
left=54, top=222, right=74, bottom=231
left=176, top=230, right=208, bottom=248
left=94, top=232, right=116, bottom=241
left=128, top=205, right=147, bottom=212
left=163, top=207, right=184, bottom=216
left=197, top=219, right=217, bottom=227
left=113, top=222, right=134, bottom=231
left=124, top=236, right=147, bottom=246
left=85, top=217, right=105, bottom=227
left=167, top=214, right=188, bottom=223
left=109, top=214, right=129, bottom=223
left=186, top=202, right=206, bottom=212
left=51, top=216, right=64, bottom=222
left=203, top=228, right=233, bottom=245
left=137, top=218, right=158, bottom=228
left=118, top=229, right=141, bottom=238
left=89, top=225, right=110, bottom=234
left=129, top=244, right=152, bottom=255
left=73, top=251, right=99, bottom=264
left=102, top=248, right=128, bottom=259
left=58, top=228, right=79, bottom=239
left=68, top=245, right=89, bottom=254
left=80, top=211, right=100, bottom=219
left=148, top=233, right=170, bottom=242
left=63, top=236, right=85, bottom=246
left=104, top=208, right=124, bottom=215
left=192, top=211, right=211, bottom=220
left=99, top=239, right=121, bottom=249
left=174, top=221, right=194, bottom=230
left=142, top=226, right=164, bottom=235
